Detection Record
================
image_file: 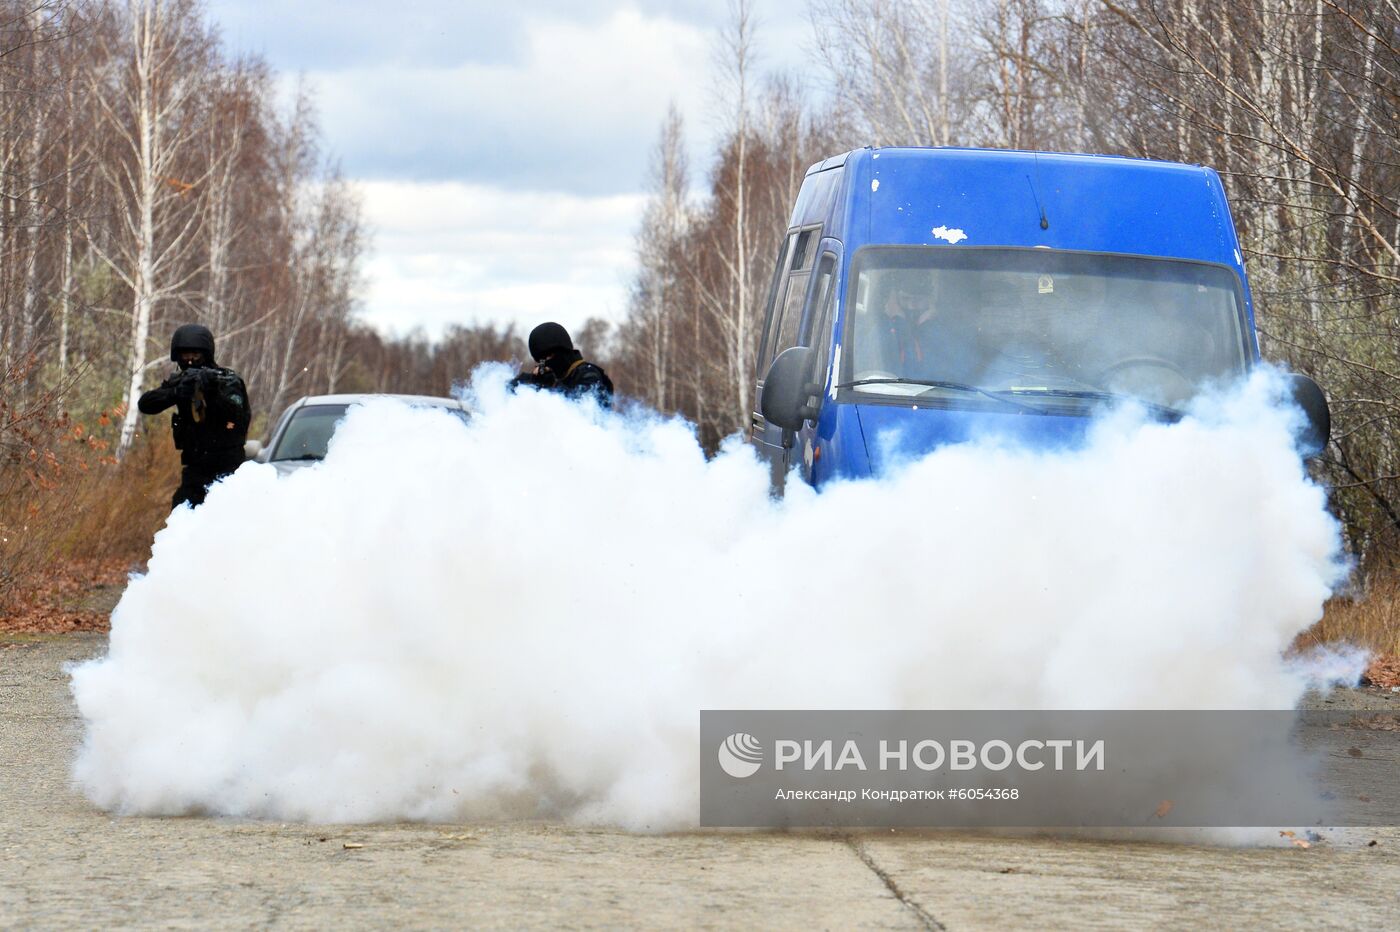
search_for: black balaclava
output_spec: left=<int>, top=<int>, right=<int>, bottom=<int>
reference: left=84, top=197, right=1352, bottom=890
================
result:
left=528, top=322, right=572, bottom=361
left=170, top=324, right=216, bottom=370
left=527, top=322, right=581, bottom=379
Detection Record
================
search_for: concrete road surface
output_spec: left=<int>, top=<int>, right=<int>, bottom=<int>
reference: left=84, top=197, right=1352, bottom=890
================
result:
left=3, top=634, right=1399, bottom=929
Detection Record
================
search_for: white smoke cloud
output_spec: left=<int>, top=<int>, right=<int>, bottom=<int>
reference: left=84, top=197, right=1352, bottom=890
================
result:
left=69, top=367, right=1353, bottom=829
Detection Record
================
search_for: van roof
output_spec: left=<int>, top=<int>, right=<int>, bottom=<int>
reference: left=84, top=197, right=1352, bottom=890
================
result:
left=825, top=147, right=1241, bottom=267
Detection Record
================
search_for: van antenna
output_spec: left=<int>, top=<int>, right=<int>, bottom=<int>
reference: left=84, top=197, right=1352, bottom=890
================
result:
left=1026, top=157, right=1050, bottom=230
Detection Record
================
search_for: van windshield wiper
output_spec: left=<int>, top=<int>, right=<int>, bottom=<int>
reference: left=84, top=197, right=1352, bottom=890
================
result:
left=274, top=453, right=324, bottom=462
left=992, top=388, right=1184, bottom=420
left=836, top=378, right=1045, bottom=414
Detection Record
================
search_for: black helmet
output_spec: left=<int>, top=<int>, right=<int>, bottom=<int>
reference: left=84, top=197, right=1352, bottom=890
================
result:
left=527, top=322, right=572, bottom=362
left=170, top=324, right=216, bottom=364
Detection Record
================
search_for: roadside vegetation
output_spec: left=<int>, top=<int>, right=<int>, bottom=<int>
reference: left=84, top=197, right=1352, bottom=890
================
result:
left=1298, top=577, right=1400, bottom=684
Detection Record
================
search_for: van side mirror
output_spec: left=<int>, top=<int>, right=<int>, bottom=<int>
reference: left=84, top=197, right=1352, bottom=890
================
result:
left=761, top=346, right=820, bottom=431
left=244, top=440, right=263, bottom=462
left=1286, top=374, right=1329, bottom=458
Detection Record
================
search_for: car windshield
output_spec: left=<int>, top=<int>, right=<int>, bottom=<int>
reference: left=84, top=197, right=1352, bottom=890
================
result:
left=270, top=404, right=348, bottom=461
left=842, top=248, right=1250, bottom=410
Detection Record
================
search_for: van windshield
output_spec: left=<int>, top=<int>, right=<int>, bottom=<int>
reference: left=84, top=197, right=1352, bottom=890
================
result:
left=842, top=248, right=1250, bottom=410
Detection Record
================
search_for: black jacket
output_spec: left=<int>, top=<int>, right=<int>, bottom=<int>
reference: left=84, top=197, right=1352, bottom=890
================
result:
left=510, top=351, right=615, bottom=405
left=139, top=365, right=251, bottom=467
left=556, top=357, right=614, bottom=401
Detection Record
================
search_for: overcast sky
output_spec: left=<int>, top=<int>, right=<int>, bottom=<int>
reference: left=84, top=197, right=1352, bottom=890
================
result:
left=205, top=0, right=821, bottom=340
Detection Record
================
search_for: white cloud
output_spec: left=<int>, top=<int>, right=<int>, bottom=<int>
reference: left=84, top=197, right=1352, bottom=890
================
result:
left=207, top=0, right=741, bottom=70
left=356, top=180, right=645, bottom=339
left=207, top=1, right=826, bottom=338
left=297, top=8, right=713, bottom=192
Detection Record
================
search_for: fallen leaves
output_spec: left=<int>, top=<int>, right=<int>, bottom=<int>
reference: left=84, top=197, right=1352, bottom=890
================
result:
left=1362, top=654, right=1400, bottom=688
left=0, top=558, right=128, bottom=634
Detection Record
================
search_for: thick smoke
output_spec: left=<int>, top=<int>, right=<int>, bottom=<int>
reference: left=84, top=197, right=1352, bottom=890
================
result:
left=70, top=367, right=1352, bottom=829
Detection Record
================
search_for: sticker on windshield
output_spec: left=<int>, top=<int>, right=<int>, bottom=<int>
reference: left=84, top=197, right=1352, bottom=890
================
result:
left=1038, top=275, right=1054, bottom=294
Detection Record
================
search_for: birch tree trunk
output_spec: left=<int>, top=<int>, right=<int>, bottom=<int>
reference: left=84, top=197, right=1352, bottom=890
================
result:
left=109, top=0, right=208, bottom=454
left=1339, top=28, right=1378, bottom=260
left=718, top=0, right=755, bottom=428
left=58, top=66, right=76, bottom=378
left=117, top=1, right=162, bottom=452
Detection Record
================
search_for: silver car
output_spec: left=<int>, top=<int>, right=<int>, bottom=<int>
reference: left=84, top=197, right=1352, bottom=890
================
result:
left=247, top=393, right=470, bottom=475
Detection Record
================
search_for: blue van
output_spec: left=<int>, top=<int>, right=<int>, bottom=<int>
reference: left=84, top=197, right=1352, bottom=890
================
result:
left=752, top=147, right=1328, bottom=486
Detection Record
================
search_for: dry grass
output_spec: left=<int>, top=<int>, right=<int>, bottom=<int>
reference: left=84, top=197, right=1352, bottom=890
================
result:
left=1294, top=574, right=1400, bottom=686
left=56, top=438, right=181, bottom=563
left=1298, top=576, right=1400, bottom=656
left=1, top=422, right=179, bottom=628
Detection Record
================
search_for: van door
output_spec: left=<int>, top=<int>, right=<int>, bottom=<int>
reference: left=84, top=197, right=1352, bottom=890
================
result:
left=753, top=247, right=840, bottom=488
left=752, top=227, right=817, bottom=467
left=754, top=226, right=818, bottom=420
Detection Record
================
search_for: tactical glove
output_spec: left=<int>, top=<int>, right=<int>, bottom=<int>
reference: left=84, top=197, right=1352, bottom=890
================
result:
left=175, top=371, right=198, bottom=401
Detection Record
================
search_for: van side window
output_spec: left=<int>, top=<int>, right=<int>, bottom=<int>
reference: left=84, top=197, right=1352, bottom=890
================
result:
left=773, top=273, right=810, bottom=362
left=806, top=254, right=838, bottom=387
left=759, top=228, right=817, bottom=374
left=756, top=234, right=793, bottom=369
left=790, top=229, right=813, bottom=271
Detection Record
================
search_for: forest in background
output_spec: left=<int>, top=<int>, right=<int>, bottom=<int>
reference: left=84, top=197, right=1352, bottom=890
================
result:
left=0, top=0, right=530, bottom=605
left=611, top=0, right=1400, bottom=578
left=2, top=0, right=1399, bottom=631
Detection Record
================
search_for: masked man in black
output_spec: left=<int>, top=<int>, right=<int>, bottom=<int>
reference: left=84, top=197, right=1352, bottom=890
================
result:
left=508, top=322, right=614, bottom=405
left=138, top=324, right=251, bottom=508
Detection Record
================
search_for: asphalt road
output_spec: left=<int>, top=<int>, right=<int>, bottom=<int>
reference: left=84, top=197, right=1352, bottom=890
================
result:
left=3, top=634, right=1399, bottom=929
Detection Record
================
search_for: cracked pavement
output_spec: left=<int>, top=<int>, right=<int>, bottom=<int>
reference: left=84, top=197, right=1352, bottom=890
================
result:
left=3, top=634, right=1399, bottom=929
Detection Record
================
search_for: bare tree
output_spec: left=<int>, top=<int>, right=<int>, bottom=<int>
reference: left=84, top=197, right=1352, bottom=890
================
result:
left=0, top=1, right=69, bottom=372
left=197, top=60, right=263, bottom=338
left=86, top=0, right=212, bottom=453
left=0, top=0, right=384, bottom=491
left=627, top=104, right=690, bottom=411
left=713, top=0, right=760, bottom=428
left=1086, top=0, right=1400, bottom=564
left=812, top=0, right=958, bottom=145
